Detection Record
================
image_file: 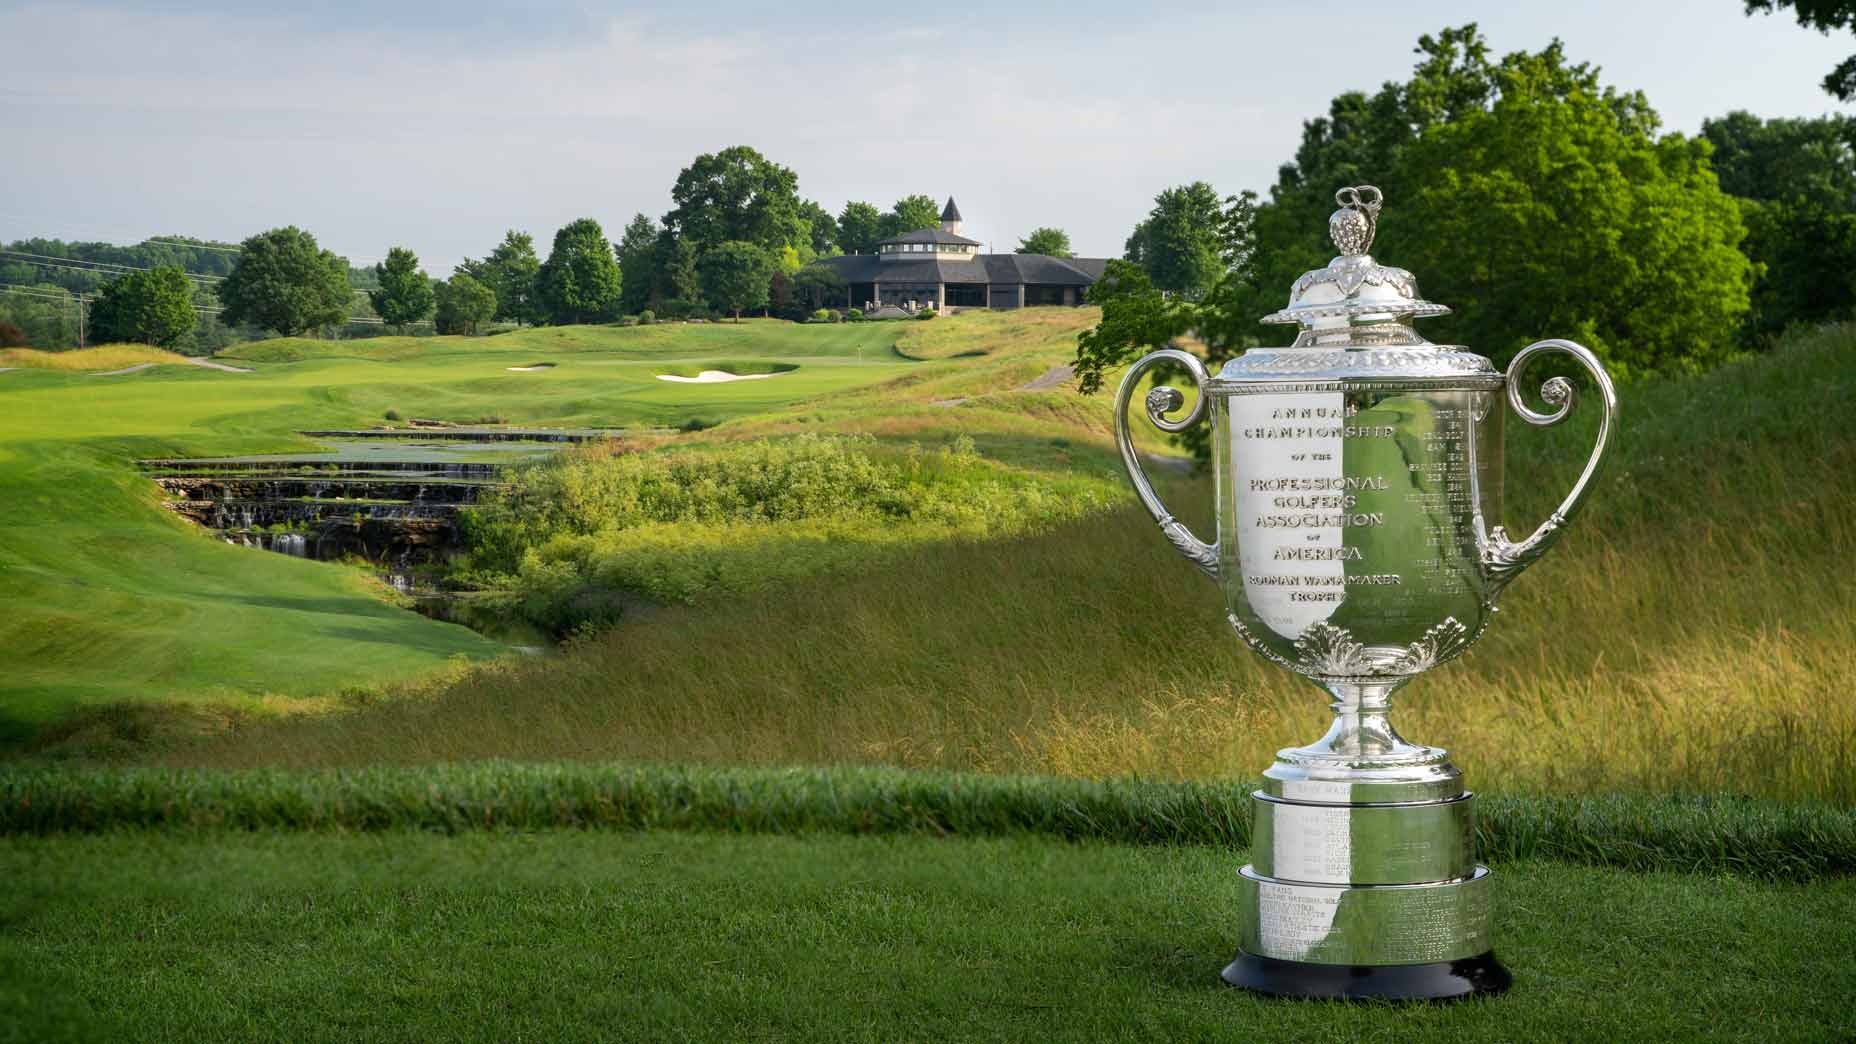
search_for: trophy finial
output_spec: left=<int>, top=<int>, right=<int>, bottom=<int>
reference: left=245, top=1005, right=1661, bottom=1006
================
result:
left=1329, top=185, right=1383, bottom=256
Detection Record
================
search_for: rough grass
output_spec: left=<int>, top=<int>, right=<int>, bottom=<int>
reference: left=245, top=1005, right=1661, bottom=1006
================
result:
left=0, top=343, right=193, bottom=370
left=1, top=830, right=1850, bottom=1043
left=134, top=324, right=1856, bottom=805
left=3, top=762, right=1851, bottom=879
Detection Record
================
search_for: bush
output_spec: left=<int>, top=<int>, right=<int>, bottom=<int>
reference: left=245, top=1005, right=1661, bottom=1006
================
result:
left=0, top=321, right=26, bottom=348
left=680, top=417, right=714, bottom=433
left=811, top=308, right=831, bottom=323
left=383, top=408, right=403, bottom=422
left=658, top=299, right=696, bottom=321
left=847, top=309, right=863, bottom=321
left=828, top=309, right=843, bottom=323
left=455, top=434, right=1120, bottom=624
left=638, top=309, right=656, bottom=326
left=914, top=309, right=937, bottom=320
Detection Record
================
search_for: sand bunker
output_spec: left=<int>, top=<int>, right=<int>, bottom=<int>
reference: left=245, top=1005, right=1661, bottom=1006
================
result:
left=89, top=363, right=157, bottom=376
left=192, top=358, right=253, bottom=373
left=656, top=369, right=786, bottom=384
left=506, top=363, right=556, bottom=372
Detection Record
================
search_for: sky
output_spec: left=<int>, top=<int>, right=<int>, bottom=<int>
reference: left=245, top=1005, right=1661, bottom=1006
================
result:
left=2, top=1, right=1852, bottom=274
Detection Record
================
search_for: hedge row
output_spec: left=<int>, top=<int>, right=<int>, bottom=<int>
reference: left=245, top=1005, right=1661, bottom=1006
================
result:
left=3, top=762, right=1849, bottom=879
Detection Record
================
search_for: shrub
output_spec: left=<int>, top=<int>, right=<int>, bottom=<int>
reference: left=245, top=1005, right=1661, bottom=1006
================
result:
left=638, top=309, right=656, bottom=326
left=915, top=309, right=937, bottom=320
left=828, top=309, right=843, bottom=323
left=847, top=309, right=863, bottom=321
left=0, top=321, right=26, bottom=348
left=811, top=308, right=831, bottom=323
left=384, top=408, right=404, bottom=422
left=680, top=417, right=714, bottom=432
left=659, top=299, right=696, bottom=320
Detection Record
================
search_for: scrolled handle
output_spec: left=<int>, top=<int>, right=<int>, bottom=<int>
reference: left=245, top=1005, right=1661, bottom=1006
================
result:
left=1479, top=338, right=1618, bottom=598
left=1113, top=348, right=1219, bottom=581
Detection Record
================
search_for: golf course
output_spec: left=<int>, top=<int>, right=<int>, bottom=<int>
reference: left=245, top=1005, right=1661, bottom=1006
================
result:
left=3, top=308, right=1853, bottom=1041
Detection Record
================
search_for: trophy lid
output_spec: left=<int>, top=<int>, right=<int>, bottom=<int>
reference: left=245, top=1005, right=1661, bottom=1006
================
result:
left=1212, top=185, right=1499, bottom=384
left=1262, top=186, right=1452, bottom=329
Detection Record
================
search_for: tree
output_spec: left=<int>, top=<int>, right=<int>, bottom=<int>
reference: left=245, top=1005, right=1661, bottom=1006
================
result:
left=791, top=264, right=847, bottom=315
left=798, top=200, right=840, bottom=257
left=538, top=218, right=621, bottom=325
left=698, top=241, right=773, bottom=320
left=1016, top=227, right=1074, bottom=257
left=1076, top=25, right=1755, bottom=465
left=664, top=146, right=806, bottom=256
left=89, top=266, right=196, bottom=347
left=615, top=214, right=660, bottom=315
left=1124, top=183, right=1231, bottom=297
left=1704, top=111, right=1856, bottom=339
left=368, top=247, right=434, bottom=333
left=1745, top=1, right=1856, bottom=99
left=837, top=201, right=883, bottom=254
left=656, top=232, right=703, bottom=307
left=458, top=231, right=540, bottom=325
left=218, top=227, right=351, bottom=336
left=878, top=195, right=941, bottom=240
left=434, top=271, right=497, bottom=335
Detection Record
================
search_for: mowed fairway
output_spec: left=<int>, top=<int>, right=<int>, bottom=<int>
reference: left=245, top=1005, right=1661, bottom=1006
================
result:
left=0, top=320, right=922, bottom=740
left=1, top=830, right=1848, bottom=1043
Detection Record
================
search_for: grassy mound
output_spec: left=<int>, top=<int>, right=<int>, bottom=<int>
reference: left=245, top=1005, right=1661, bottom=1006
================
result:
left=0, top=344, right=193, bottom=371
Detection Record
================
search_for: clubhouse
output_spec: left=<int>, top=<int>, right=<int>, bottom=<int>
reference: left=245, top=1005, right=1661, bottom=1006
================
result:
left=815, top=198, right=1107, bottom=312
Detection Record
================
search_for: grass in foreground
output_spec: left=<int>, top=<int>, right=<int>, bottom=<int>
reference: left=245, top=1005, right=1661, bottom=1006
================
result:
left=2, top=830, right=1848, bottom=1043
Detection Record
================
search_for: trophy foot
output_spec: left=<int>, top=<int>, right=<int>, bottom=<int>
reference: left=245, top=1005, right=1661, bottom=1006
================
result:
left=1221, top=950, right=1511, bottom=1001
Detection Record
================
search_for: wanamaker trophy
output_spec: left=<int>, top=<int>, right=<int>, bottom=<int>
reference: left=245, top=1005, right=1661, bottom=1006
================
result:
left=1114, top=185, right=1617, bottom=1000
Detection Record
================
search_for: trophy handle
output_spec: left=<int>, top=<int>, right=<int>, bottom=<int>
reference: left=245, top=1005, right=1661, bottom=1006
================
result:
left=1480, top=338, right=1618, bottom=598
left=1113, top=348, right=1219, bottom=581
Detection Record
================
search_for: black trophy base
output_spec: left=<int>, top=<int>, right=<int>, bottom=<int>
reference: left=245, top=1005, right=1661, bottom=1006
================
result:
left=1222, top=950, right=1511, bottom=1001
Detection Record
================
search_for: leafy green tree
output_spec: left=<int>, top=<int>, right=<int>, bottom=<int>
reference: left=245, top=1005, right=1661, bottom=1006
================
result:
left=1704, top=111, right=1856, bottom=339
left=836, top=201, right=883, bottom=254
left=656, top=232, right=704, bottom=306
left=698, top=241, right=774, bottom=321
left=1124, top=183, right=1231, bottom=297
left=878, top=195, right=941, bottom=240
left=1745, top=1, right=1856, bottom=99
left=1390, top=41, right=1749, bottom=376
left=1016, top=227, right=1074, bottom=257
left=798, top=201, right=840, bottom=256
left=1077, top=25, right=1755, bottom=463
left=218, top=226, right=352, bottom=336
left=434, top=272, right=497, bottom=335
left=368, top=247, right=434, bottom=333
left=89, top=266, right=196, bottom=347
left=459, top=231, right=540, bottom=325
left=616, top=214, right=660, bottom=315
left=664, top=146, right=806, bottom=256
left=538, top=218, right=621, bottom=325
left=791, top=264, right=848, bottom=314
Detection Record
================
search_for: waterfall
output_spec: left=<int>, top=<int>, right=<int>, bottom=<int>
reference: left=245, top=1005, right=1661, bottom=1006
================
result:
left=274, top=533, right=307, bottom=557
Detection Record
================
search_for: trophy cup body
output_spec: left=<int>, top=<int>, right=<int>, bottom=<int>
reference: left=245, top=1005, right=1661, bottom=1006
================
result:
left=1114, top=187, right=1616, bottom=1000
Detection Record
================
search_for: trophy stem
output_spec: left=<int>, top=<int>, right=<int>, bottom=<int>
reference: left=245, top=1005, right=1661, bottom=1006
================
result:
left=1291, top=678, right=1435, bottom=765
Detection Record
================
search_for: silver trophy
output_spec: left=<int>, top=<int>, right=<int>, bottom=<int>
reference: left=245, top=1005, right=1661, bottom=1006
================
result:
left=1114, top=186, right=1616, bottom=1000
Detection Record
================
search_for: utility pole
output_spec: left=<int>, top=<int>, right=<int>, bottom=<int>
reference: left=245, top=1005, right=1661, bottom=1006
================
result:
left=76, top=292, right=86, bottom=348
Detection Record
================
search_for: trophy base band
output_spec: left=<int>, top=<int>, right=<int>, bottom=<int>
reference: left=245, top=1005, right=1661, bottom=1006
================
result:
left=1221, top=950, right=1511, bottom=1001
